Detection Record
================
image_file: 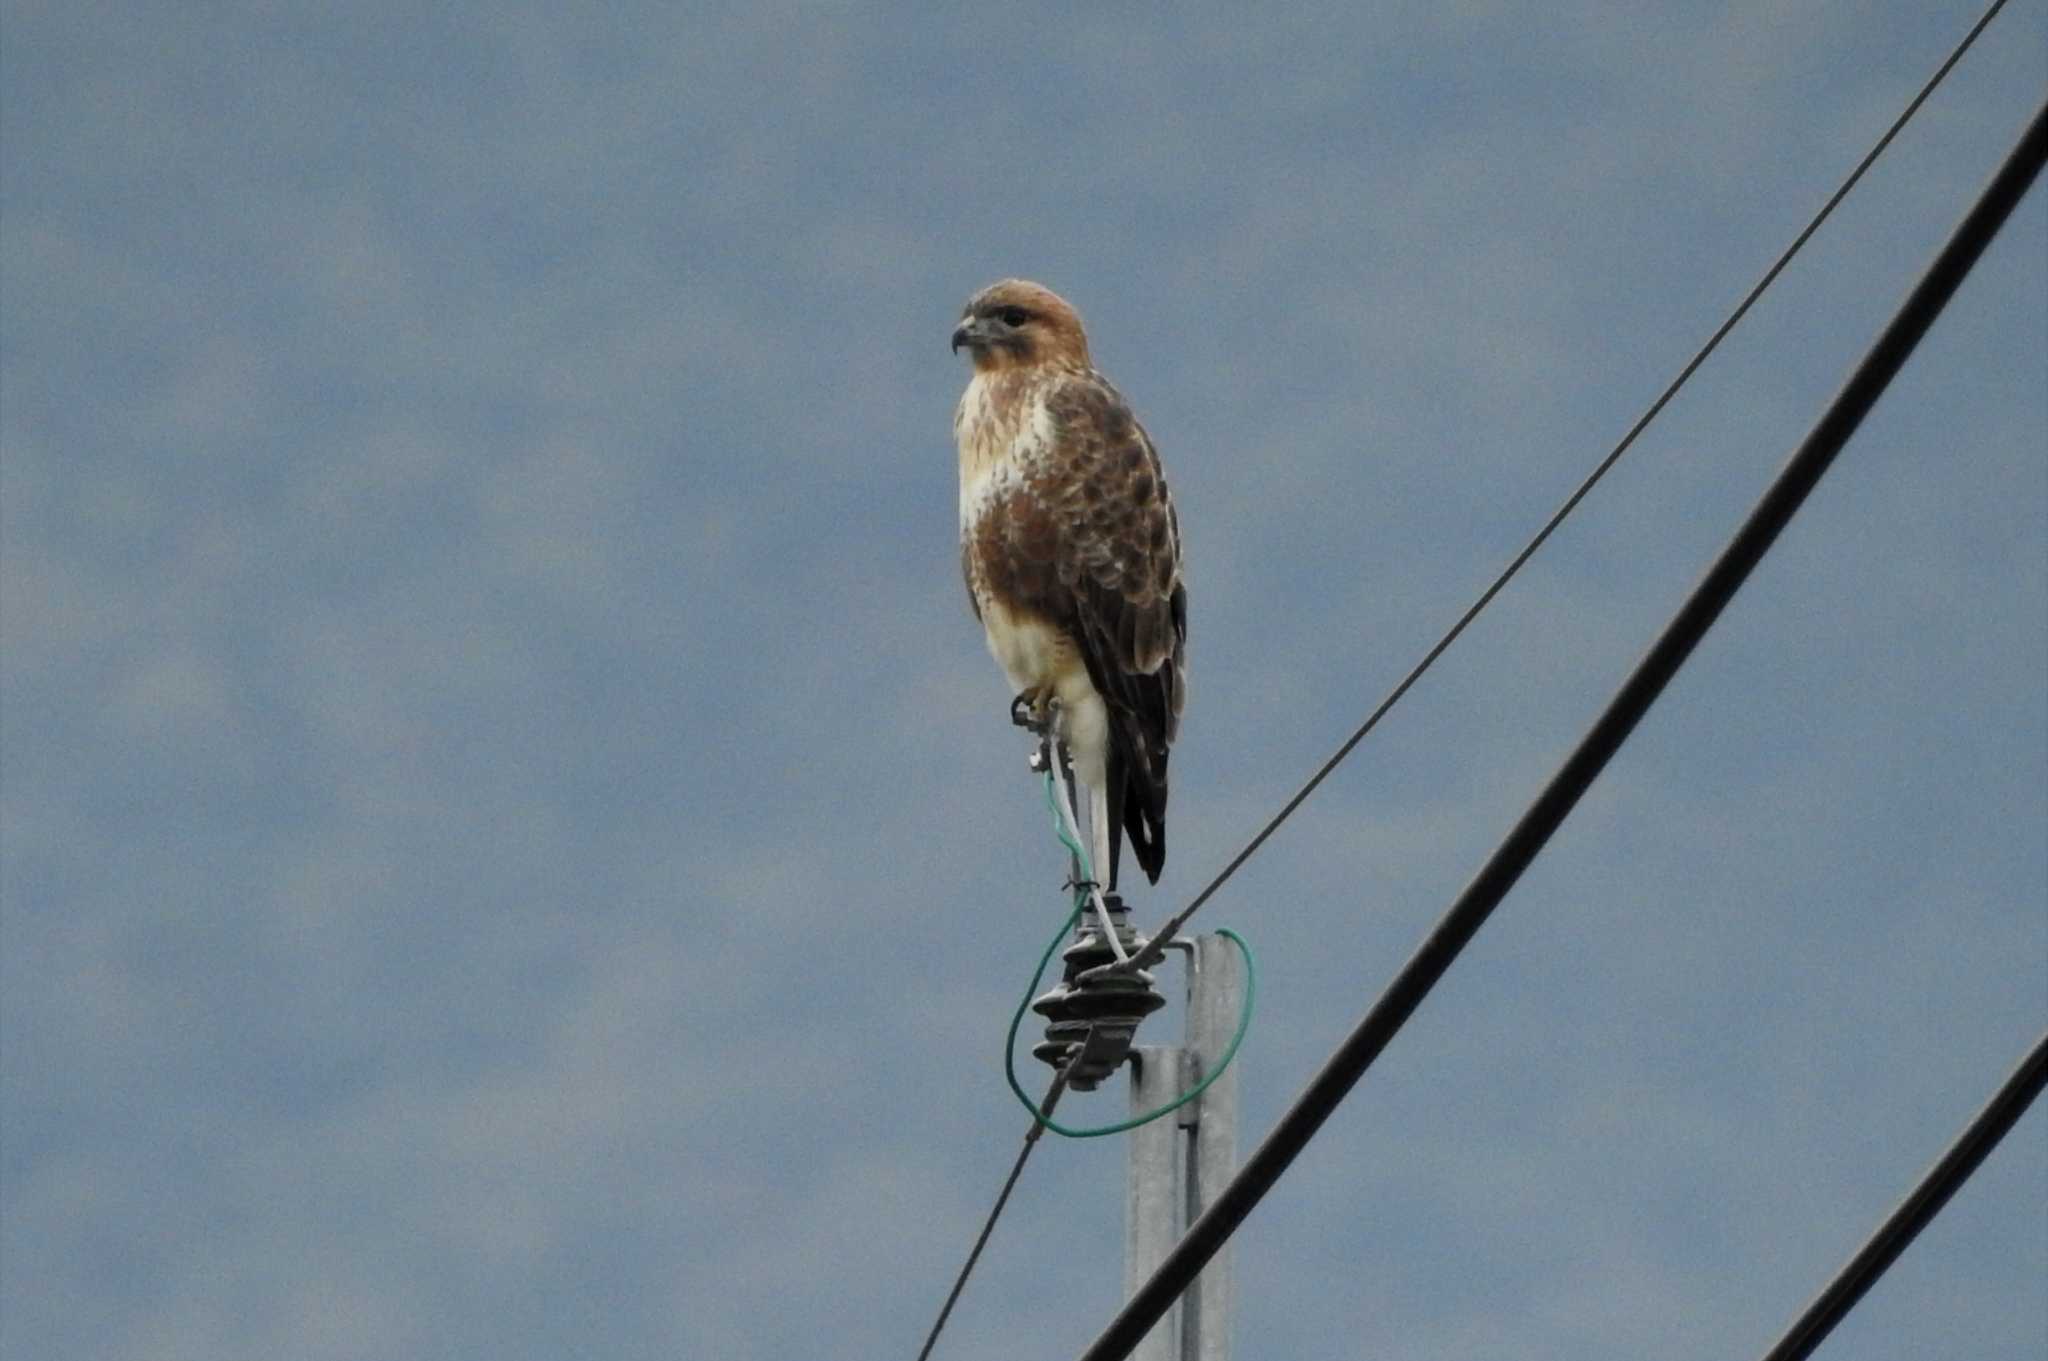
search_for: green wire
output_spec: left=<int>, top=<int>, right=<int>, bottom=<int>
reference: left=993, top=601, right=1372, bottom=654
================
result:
left=1004, top=769, right=1257, bottom=1138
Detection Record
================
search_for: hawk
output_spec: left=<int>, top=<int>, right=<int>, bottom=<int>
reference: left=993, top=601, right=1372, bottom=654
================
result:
left=951, top=280, right=1186, bottom=892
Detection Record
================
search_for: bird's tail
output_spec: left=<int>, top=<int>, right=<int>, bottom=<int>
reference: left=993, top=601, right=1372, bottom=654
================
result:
left=1106, top=724, right=1169, bottom=888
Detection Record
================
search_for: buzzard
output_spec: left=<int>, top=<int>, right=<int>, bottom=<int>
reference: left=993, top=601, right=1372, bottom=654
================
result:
left=951, top=280, right=1186, bottom=891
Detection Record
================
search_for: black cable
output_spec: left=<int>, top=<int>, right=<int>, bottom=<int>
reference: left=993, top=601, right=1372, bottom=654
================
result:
left=1078, top=100, right=2048, bottom=1361
left=1759, top=1030, right=2048, bottom=1361
left=912, top=1058, right=1076, bottom=1361
left=1112, top=0, right=2014, bottom=979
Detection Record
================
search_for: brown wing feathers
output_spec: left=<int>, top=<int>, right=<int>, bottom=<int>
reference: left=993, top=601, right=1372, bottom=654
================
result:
left=1045, top=375, right=1185, bottom=885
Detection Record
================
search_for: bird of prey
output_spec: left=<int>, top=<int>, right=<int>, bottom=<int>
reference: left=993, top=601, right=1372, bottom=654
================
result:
left=951, top=279, right=1186, bottom=892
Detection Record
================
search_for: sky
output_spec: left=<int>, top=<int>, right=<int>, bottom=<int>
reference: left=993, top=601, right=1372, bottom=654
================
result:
left=2, top=3, right=2044, bottom=1359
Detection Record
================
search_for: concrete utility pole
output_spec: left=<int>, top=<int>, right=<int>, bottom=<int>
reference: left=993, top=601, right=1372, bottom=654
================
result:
left=1124, top=933, right=1243, bottom=1361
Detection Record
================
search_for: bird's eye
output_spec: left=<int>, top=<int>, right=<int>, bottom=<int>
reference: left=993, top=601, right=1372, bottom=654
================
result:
left=1000, top=306, right=1029, bottom=327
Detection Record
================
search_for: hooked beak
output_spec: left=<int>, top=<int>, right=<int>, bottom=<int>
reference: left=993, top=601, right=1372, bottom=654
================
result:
left=950, top=317, right=988, bottom=354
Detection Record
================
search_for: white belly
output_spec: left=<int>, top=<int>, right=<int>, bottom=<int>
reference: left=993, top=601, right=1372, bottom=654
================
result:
left=980, top=597, right=1109, bottom=790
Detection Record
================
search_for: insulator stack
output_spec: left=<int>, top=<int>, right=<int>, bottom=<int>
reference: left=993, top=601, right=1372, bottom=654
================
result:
left=1031, top=895, right=1167, bottom=1090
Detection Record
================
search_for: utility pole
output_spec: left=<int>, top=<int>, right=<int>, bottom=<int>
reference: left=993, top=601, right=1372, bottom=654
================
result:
left=1017, top=719, right=1241, bottom=1357
left=1124, top=932, right=1243, bottom=1361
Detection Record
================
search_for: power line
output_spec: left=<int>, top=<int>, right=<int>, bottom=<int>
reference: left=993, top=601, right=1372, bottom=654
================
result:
left=1110, top=0, right=2015, bottom=980
left=913, top=1060, right=1077, bottom=1361
left=1077, top=97, right=2048, bottom=1361
left=1759, top=1029, right=2048, bottom=1361
left=917, top=7, right=2023, bottom=1353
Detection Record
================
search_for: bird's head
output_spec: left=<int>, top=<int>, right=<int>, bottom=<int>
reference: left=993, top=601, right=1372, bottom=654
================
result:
left=951, top=279, right=1092, bottom=373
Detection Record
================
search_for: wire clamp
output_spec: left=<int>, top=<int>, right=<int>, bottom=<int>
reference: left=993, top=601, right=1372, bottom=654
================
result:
left=1016, top=694, right=1069, bottom=780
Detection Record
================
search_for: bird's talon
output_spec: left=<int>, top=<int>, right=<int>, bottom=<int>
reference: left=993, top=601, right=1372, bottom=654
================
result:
left=1010, top=690, right=1058, bottom=733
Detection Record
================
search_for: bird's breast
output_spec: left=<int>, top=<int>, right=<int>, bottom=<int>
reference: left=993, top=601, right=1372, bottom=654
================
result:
left=956, top=376, right=1054, bottom=533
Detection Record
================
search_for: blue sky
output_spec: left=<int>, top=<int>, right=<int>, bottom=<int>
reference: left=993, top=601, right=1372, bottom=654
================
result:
left=3, top=4, right=2043, bottom=1358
